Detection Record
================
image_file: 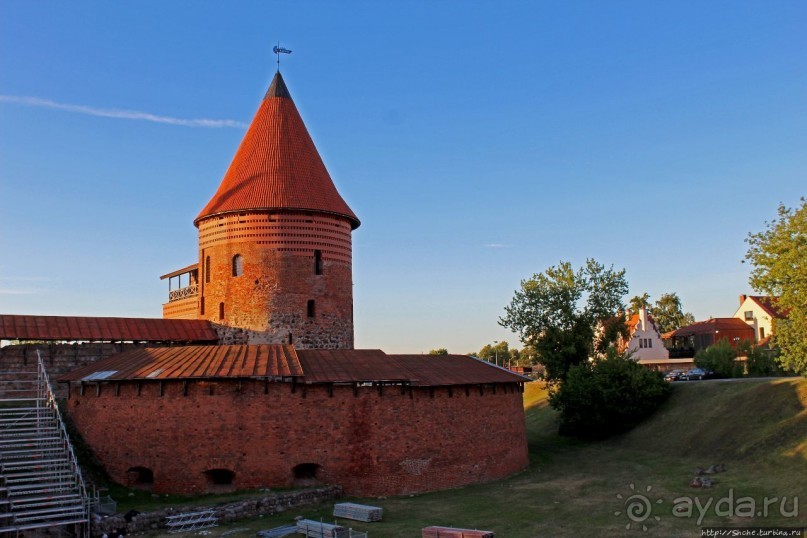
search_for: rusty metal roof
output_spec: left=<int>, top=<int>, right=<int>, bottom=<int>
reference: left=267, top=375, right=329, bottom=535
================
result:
left=160, top=263, right=199, bottom=280
left=0, top=315, right=218, bottom=342
left=390, top=355, right=532, bottom=386
left=57, top=346, right=529, bottom=386
left=296, top=349, right=413, bottom=384
left=57, top=344, right=302, bottom=382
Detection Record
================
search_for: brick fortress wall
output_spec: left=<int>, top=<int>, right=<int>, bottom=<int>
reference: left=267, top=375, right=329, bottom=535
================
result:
left=0, top=343, right=163, bottom=397
left=196, top=210, right=354, bottom=349
left=64, top=380, right=529, bottom=497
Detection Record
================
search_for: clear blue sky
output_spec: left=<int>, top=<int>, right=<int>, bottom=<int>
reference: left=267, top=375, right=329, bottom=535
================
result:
left=1, top=1, right=805, bottom=353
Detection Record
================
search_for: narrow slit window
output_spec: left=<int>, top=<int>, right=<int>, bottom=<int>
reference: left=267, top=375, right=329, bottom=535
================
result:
left=200, top=296, right=205, bottom=315
left=307, top=300, right=316, bottom=318
left=314, top=250, right=323, bottom=275
left=205, top=256, right=211, bottom=283
left=232, top=254, right=243, bottom=277
left=219, top=302, right=225, bottom=320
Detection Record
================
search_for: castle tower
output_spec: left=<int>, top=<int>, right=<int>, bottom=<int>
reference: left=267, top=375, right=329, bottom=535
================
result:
left=193, top=72, right=359, bottom=348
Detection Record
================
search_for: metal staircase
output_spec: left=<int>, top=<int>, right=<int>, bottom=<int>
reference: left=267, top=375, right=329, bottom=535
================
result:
left=0, top=351, right=90, bottom=537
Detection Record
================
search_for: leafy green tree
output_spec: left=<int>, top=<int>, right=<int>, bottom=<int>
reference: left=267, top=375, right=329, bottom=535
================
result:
left=500, top=259, right=629, bottom=382
left=476, top=341, right=509, bottom=364
left=652, top=292, right=695, bottom=334
left=549, top=348, right=671, bottom=439
left=694, top=340, right=743, bottom=378
left=745, top=198, right=807, bottom=376
left=475, top=341, right=526, bottom=367
left=629, top=293, right=651, bottom=313
left=427, top=348, right=448, bottom=355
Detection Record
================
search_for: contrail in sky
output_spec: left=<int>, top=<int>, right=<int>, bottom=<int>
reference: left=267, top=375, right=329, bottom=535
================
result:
left=0, top=95, right=247, bottom=128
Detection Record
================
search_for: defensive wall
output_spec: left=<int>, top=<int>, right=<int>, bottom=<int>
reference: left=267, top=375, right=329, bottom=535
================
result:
left=63, top=378, right=528, bottom=497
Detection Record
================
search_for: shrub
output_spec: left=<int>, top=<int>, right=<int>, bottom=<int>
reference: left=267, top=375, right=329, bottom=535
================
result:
left=740, top=341, right=783, bottom=377
left=695, top=340, right=743, bottom=378
left=549, top=349, right=672, bottom=439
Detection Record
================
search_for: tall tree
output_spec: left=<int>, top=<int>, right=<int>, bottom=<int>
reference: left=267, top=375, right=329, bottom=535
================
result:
left=476, top=341, right=521, bottom=367
left=745, top=198, right=807, bottom=375
left=499, top=259, right=628, bottom=382
left=629, top=293, right=651, bottom=313
left=427, top=348, right=448, bottom=355
left=652, top=292, right=695, bottom=334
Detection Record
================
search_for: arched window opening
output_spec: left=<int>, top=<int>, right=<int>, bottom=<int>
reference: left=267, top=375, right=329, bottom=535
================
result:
left=204, top=468, right=235, bottom=492
left=292, top=463, right=321, bottom=487
left=307, top=300, right=316, bottom=318
left=126, top=466, right=154, bottom=490
left=232, top=254, right=243, bottom=277
left=205, top=256, right=211, bottom=283
left=314, top=250, right=323, bottom=275
left=219, top=302, right=225, bottom=320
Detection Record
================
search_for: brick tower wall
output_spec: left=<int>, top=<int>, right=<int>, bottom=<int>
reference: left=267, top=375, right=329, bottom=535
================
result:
left=197, top=211, right=354, bottom=349
left=64, top=380, right=529, bottom=496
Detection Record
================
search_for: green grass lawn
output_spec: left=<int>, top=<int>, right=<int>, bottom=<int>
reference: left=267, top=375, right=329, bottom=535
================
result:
left=134, top=378, right=807, bottom=537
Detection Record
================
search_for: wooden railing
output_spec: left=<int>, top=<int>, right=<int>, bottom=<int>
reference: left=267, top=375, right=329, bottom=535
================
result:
left=169, top=283, right=198, bottom=302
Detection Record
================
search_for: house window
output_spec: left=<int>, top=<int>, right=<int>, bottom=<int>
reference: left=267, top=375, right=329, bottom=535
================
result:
left=232, top=254, right=243, bottom=277
left=314, top=250, right=323, bottom=275
left=307, top=299, right=316, bottom=318
left=639, top=339, right=645, bottom=349
left=744, top=311, right=754, bottom=321
left=219, top=302, right=224, bottom=320
left=648, top=339, right=652, bottom=348
left=205, top=256, right=211, bottom=283
left=759, top=327, right=765, bottom=340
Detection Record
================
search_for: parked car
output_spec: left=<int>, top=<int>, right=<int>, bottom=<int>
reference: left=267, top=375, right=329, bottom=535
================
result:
left=664, top=370, right=686, bottom=382
left=684, top=368, right=716, bottom=381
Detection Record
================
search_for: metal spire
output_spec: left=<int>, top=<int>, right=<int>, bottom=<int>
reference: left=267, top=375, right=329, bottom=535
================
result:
left=273, top=42, right=292, bottom=72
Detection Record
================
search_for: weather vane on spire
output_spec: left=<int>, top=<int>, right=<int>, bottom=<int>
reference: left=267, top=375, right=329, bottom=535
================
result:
left=273, top=42, right=292, bottom=72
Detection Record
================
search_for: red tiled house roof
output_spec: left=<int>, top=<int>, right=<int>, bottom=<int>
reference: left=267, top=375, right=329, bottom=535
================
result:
left=748, top=296, right=786, bottom=319
left=666, top=317, right=753, bottom=337
left=195, top=72, right=359, bottom=228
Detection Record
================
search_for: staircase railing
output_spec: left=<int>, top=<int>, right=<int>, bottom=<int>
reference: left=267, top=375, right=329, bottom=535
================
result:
left=35, top=350, right=91, bottom=537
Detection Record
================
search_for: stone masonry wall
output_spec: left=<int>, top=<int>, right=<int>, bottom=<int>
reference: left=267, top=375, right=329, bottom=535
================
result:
left=93, top=486, right=341, bottom=536
left=0, top=343, right=158, bottom=397
left=66, top=380, right=529, bottom=497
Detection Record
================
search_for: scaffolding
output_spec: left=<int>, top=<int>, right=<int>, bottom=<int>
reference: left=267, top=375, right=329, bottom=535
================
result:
left=0, top=350, right=90, bottom=537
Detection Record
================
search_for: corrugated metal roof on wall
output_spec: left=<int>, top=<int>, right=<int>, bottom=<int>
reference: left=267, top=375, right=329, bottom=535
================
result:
left=390, top=355, right=531, bottom=386
left=57, top=345, right=302, bottom=382
left=57, top=346, right=529, bottom=386
left=0, top=315, right=218, bottom=342
left=296, top=349, right=414, bottom=384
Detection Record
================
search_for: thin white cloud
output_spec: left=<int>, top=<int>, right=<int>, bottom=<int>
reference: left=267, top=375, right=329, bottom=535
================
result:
left=0, top=288, right=44, bottom=295
left=0, top=95, right=247, bottom=129
left=484, top=243, right=511, bottom=248
left=0, top=276, right=53, bottom=282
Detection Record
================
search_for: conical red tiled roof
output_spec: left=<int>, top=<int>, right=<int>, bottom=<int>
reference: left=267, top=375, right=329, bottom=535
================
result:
left=195, top=72, right=359, bottom=228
